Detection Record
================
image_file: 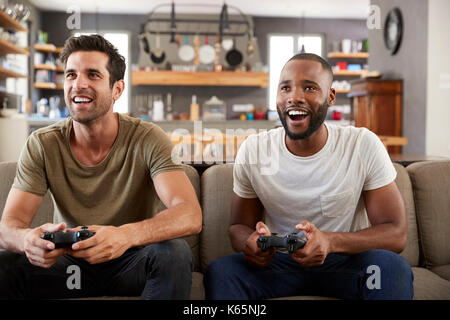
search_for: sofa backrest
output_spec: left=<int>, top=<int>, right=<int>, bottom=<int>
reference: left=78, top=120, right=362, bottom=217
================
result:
left=393, top=163, right=420, bottom=267
left=0, top=162, right=202, bottom=271
left=0, top=162, right=54, bottom=229
left=199, top=163, right=421, bottom=272
left=407, top=160, right=450, bottom=270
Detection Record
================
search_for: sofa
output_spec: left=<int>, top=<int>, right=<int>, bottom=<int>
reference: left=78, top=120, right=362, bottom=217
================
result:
left=1, top=160, right=449, bottom=300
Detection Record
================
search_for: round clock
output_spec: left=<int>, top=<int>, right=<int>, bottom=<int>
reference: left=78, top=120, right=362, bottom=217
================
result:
left=384, top=8, right=403, bottom=55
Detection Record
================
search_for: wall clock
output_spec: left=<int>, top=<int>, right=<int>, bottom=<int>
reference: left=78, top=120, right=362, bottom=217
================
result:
left=384, top=8, right=403, bottom=55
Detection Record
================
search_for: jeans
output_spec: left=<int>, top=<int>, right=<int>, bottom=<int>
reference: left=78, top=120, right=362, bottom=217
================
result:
left=0, top=239, right=193, bottom=300
left=204, top=249, right=414, bottom=300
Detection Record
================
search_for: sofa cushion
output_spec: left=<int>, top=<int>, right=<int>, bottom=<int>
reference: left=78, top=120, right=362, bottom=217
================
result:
left=412, top=267, right=450, bottom=299
left=392, top=163, right=420, bottom=267
left=200, top=164, right=235, bottom=272
left=407, top=160, right=450, bottom=269
left=430, top=265, right=450, bottom=281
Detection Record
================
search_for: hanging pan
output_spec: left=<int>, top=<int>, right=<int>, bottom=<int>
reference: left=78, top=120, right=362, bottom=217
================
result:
left=178, top=34, right=195, bottom=62
left=225, top=37, right=243, bottom=67
left=199, top=34, right=215, bottom=65
left=150, top=33, right=166, bottom=64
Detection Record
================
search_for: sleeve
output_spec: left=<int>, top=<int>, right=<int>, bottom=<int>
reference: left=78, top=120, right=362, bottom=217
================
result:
left=359, top=129, right=397, bottom=191
left=233, top=137, right=258, bottom=198
left=12, top=132, right=48, bottom=196
left=145, top=125, right=184, bottom=179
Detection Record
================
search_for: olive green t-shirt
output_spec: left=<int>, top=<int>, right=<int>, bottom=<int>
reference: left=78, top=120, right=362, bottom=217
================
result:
left=13, top=113, right=182, bottom=228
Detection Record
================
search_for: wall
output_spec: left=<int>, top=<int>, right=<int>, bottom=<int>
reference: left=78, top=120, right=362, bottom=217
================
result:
left=369, top=0, right=428, bottom=155
left=426, top=0, right=450, bottom=156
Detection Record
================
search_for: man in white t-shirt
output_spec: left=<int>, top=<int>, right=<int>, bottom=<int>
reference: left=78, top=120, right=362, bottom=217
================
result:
left=204, top=53, right=413, bottom=300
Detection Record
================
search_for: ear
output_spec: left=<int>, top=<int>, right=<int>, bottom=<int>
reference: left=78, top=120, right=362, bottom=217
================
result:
left=327, top=87, right=336, bottom=106
left=112, top=80, right=125, bottom=101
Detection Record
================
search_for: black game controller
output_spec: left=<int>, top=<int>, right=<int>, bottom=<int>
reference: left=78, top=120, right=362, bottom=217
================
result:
left=257, top=230, right=307, bottom=254
left=41, top=226, right=94, bottom=249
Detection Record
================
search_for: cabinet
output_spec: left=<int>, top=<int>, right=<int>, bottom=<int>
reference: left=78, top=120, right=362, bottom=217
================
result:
left=33, top=43, right=64, bottom=90
left=348, top=79, right=403, bottom=153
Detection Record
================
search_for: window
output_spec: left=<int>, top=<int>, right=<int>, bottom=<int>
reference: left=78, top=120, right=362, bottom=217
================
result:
left=268, top=34, right=324, bottom=110
left=73, top=31, right=130, bottom=113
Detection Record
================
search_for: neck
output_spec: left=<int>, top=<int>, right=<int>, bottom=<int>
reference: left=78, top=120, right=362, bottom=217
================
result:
left=285, top=123, right=328, bottom=157
left=70, top=112, right=119, bottom=165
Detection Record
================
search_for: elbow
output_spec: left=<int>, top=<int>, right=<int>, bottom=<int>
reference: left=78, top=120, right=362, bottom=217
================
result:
left=391, top=226, right=407, bottom=253
left=189, top=205, right=203, bottom=235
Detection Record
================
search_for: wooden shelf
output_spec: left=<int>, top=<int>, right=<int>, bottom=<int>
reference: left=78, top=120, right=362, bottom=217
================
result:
left=34, top=43, right=63, bottom=54
left=34, top=64, right=64, bottom=72
left=0, top=38, right=28, bottom=55
left=34, top=82, right=64, bottom=90
left=328, top=52, right=369, bottom=59
left=0, top=10, right=28, bottom=32
left=333, top=70, right=363, bottom=76
left=0, top=66, right=27, bottom=78
left=132, top=70, right=269, bottom=88
left=334, top=89, right=350, bottom=94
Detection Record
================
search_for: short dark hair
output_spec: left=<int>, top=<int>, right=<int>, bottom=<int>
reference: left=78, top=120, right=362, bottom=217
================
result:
left=287, top=52, right=333, bottom=82
left=59, top=34, right=126, bottom=88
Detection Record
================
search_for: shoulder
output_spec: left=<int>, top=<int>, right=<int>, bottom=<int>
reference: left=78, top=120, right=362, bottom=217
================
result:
left=328, top=123, right=379, bottom=148
left=119, top=113, right=167, bottom=139
left=29, top=117, right=71, bottom=145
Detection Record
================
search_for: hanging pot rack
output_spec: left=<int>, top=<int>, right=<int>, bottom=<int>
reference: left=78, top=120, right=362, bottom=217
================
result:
left=140, top=2, right=254, bottom=38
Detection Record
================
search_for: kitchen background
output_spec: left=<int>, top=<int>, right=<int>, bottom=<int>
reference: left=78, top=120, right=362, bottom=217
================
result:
left=0, top=0, right=449, bottom=161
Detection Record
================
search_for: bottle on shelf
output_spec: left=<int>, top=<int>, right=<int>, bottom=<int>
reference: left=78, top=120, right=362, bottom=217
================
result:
left=190, top=94, right=199, bottom=121
left=165, top=93, right=173, bottom=121
left=152, top=94, right=165, bottom=121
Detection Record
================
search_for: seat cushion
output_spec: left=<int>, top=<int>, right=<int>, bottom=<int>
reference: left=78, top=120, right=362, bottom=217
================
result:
left=407, top=160, right=450, bottom=269
left=412, top=267, right=450, bottom=299
left=430, top=265, right=450, bottom=282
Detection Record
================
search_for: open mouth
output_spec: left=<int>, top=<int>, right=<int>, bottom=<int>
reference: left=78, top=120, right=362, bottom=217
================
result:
left=286, top=108, right=309, bottom=122
left=72, top=96, right=94, bottom=104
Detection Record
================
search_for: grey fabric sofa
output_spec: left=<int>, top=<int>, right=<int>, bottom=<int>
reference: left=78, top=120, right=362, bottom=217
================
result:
left=1, top=160, right=449, bottom=299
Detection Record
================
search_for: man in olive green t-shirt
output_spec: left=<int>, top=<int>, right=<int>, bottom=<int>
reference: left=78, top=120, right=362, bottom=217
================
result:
left=0, top=35, right=202, bottom=299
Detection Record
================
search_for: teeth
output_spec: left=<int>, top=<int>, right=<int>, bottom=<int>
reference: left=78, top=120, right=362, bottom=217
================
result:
left=288, top=110, right=308, bottom=116
left=73, top=97, right=92, bottom=103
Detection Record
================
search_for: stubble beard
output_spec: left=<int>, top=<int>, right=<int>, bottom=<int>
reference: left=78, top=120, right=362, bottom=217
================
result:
left=277, top=100, right=329, bottom=140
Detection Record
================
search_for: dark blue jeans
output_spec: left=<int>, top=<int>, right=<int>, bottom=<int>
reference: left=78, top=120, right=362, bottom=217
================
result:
left=0, top=239, right=193, bottom=300
left=204, top=249, right=414, bottom=300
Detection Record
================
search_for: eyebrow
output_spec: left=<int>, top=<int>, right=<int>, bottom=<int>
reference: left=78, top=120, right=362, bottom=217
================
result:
left=65, top=68, right=103, bottom=75
left=278, top=79, right=320, bottom=86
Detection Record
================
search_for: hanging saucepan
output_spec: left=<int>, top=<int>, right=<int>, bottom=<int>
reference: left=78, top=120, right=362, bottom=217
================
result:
left=199, top=34, right=215, bottom=65
left=225, top=37, right=243, bottom=67
left=151, top=33, right=166, bottom=64
left=178, top=34, right=195, bottom=62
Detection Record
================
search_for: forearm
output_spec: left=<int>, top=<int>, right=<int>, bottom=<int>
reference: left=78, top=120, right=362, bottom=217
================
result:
left=325, top=222, right=406, bottom=255
left=229, top=224, right=254, bottom=252
left=0, top=221, right=30, bottom=253
left=119, top=202, right=202, bottom=248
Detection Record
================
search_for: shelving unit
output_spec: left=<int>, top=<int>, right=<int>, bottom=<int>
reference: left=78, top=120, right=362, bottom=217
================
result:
left=131, top=70, right=269, bottom=87
left=0, top=11, right=28, bottom=81
left=33, top=43, right=64, bottom=90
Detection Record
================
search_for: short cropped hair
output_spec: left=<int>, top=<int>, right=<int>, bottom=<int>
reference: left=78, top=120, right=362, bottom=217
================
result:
left=288, top=52, right=333, bottom=82
left=59, top=34, right=126, bottom=88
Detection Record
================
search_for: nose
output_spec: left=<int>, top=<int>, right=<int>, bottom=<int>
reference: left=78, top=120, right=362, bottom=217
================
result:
left=72, top=74, right=88, bottom=90
left=286, top=87, right=306, bottom=106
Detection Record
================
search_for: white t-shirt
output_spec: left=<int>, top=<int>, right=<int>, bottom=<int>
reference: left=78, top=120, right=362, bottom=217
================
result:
left=233, top=123, right=397, bottom=235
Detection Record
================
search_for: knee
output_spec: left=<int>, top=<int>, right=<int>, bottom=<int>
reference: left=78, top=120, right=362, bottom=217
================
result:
left=361, top=250, right=413, bottom=299
left=143, top=239, right=193, bottom=272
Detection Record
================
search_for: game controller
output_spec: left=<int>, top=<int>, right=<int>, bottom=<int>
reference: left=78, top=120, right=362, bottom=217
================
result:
left=257, top=230, right=307, bottom=254
left=41, top=226, right=94, bottom=249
